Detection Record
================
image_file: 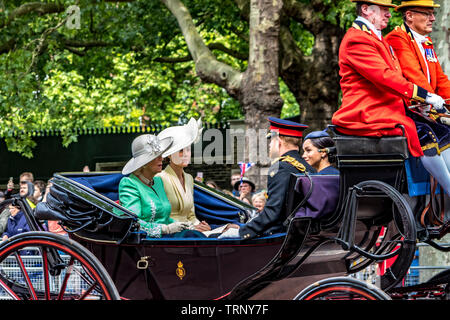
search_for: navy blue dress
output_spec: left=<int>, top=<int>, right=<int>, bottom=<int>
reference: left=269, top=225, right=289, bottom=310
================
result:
left=317, top=166, right=339, bottom=175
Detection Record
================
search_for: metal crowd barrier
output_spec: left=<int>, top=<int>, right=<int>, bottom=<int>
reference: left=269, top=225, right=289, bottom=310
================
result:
left=0, top=248, right=93, bottom=300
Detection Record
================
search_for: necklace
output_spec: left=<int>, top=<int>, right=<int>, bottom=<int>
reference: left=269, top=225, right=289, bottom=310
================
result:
left=138, top=174, right=154, bottom=187
left=137, top=174, right=161, bottom=202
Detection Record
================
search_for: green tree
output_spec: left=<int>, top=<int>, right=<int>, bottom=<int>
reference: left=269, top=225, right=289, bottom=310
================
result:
left=0, top=1, right=402, bottom=157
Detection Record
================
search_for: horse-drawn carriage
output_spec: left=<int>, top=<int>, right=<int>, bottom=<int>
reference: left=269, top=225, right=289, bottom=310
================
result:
left=0, top=128, right=448, bottom=300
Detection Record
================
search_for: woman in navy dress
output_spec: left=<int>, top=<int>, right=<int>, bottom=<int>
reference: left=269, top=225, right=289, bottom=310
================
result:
left=302, top=131, right=339, bottom=175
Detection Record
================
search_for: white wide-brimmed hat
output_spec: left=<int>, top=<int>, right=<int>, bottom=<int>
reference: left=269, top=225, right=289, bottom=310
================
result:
left=122, top=134, right=173, bottom=175
left=157, top=117, right=203, bottom=158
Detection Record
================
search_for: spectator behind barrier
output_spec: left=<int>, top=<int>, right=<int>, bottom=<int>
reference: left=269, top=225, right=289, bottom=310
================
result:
left=33, top=180, right=46, bottom=203
left=19, top=181, right=37, bottom=209
left=251, top=192, right=267, bottom=216
left=2, top=204, right=30, bottom=241
left=234, top=177, right=255, bottom=205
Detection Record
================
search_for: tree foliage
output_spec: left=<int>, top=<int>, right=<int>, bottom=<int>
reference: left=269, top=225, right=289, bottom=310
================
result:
left=0, top=0, right=403, bottom=157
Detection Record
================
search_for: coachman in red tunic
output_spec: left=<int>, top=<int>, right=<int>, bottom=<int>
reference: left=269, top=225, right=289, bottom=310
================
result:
left=332, top=0, right=450, bottom=194
left=331, top=0, right=434, bottom=157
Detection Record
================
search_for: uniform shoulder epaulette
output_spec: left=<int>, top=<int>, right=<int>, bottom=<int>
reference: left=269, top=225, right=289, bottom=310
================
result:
left=279, top=155, right=306, bottom=172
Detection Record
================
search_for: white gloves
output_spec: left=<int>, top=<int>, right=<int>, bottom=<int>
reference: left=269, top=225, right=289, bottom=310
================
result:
left=218, top=227, right=240, bottom=239
left=425, top=93, right=446, bottom=113
left=161, top=222, right=190, bottom=234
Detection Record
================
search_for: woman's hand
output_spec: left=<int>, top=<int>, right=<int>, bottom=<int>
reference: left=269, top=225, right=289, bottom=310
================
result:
left=162, top=222, right=190, bottom=234
left=194, top=221, right=211, bottom=232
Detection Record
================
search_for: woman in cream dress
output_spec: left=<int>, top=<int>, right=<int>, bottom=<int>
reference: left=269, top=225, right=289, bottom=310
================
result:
left=157, top=118, right=211, bottom=232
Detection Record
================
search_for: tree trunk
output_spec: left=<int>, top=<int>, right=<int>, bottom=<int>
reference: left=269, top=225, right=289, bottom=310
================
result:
left=162, top=0, right=285, bottom=190
left=239, top=0, right=284, bottom=189
left=280, top=22, right=343, bottom=132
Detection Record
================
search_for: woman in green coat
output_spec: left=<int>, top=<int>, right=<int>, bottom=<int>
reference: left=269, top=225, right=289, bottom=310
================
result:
left=119, top=134, right=204, bottom=238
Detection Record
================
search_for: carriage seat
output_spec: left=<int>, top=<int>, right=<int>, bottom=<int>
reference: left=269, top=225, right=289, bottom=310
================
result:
left=329, top=125, right=408, bottom=158
left=330, top=124, right=443, bottom=197
left=328, top=125, right=408, bottom=193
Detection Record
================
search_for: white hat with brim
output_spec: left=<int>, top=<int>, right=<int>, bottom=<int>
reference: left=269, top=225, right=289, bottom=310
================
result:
left=122, top=134, right=173, bottom=175
left=158, top=117, right=203, bottom=158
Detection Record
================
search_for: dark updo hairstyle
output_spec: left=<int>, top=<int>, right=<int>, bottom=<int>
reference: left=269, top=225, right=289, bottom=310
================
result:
left=308, top=136, right=336, bottom=164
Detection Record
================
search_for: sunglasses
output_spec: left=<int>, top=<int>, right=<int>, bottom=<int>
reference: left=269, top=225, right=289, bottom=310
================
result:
left=408, top=9, right=435, bottom=19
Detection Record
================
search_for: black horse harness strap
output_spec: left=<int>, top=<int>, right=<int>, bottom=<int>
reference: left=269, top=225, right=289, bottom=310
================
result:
left=420, top=175, right=446, bottom=228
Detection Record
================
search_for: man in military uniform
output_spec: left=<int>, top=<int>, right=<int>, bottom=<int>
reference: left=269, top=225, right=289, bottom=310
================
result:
left=219, top=117, right=315, bottom=240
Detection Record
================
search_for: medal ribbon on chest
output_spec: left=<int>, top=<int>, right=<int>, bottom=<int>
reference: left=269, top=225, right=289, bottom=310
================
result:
left=422, top=41, right=437, bottom=63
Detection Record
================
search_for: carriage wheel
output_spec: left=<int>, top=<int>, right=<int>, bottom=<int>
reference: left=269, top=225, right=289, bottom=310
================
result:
left=0, top=232, right=120, bottom=300
left=343, top=180, right=417, bottom=291
left=294, top=276, right=391, bottom=300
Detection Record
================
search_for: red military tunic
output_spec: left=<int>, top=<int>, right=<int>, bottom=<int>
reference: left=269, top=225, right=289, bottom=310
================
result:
left=386, top=23, right=450, bottom=100
left=385, top=23, right=450, bottom=156
left=332, top=20, right=429, bottom=157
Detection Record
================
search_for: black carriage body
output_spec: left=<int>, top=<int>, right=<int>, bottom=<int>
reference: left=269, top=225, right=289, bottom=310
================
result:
left=26, top=128, right=421, bottom=300
left=74, top=235, right=284, bottom=300
left=34, top=172, right=350, bottom=300
left=37, top=173, right=288, bottom=299
left=321, top=132, right=409, bottom=228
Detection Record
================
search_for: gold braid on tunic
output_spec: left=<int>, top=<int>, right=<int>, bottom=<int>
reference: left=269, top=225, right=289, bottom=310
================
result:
left=279, top=155, right=306, bottom=172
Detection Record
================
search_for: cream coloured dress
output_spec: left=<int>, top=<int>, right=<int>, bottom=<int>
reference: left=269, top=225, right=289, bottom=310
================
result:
left=157, top=165, right=200, bottom=225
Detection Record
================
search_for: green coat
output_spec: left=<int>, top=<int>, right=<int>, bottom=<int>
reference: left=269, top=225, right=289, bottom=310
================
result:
left=119, top=174, right=173, bottom=237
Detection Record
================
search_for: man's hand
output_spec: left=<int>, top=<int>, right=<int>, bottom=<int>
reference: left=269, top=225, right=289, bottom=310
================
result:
left=218, top=227, right=240, bottom=239
left=222, top=223, right=240, bottom=232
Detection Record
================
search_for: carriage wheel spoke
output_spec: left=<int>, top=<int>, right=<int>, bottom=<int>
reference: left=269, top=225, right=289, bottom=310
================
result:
left=79, top=283, right=96, bottom=300
left=14, top=251, right=37, bottom=300
left=41, top=248, right=51, bottom=300
left=377, top=232, right=402, bottom=255
left=0, top=233, right=118, bottom=300
left=0, top=277, right=21, bottom=300
left=57, top=256, right=75, bottom=300
left=71, top=263, right=103, bottom=296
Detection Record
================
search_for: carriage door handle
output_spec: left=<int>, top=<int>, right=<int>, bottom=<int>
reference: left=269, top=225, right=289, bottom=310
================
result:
left=137, top=256, right=154, bottom=269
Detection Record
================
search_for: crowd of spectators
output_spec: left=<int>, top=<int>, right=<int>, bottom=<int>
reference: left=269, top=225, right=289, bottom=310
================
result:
left=0, top=171, right=66, bottom=240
